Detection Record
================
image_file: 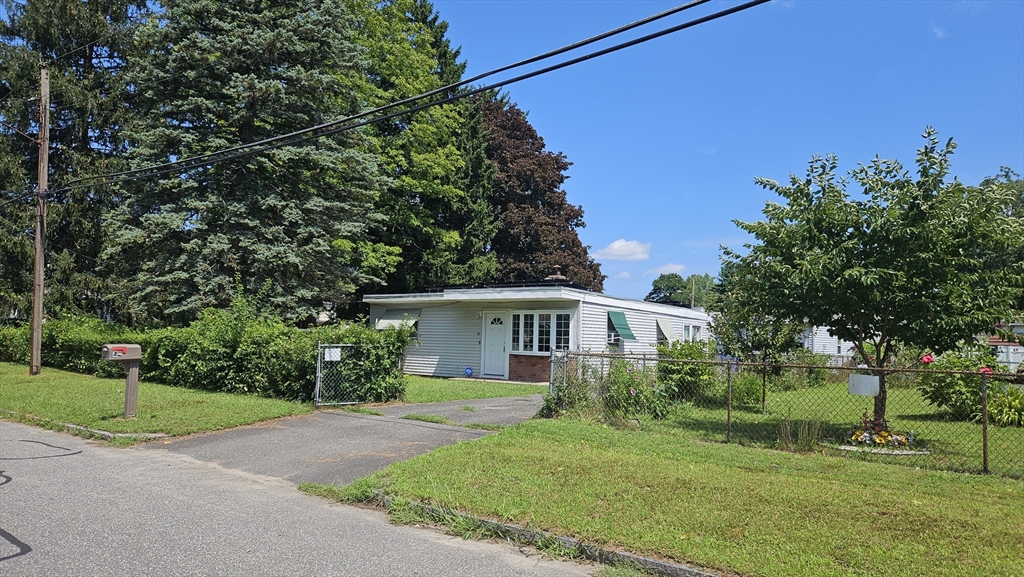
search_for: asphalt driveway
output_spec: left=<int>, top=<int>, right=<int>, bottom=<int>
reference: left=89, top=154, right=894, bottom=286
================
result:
left=142, top=395, right=544, bottom=485
left=0, top=419, right=591, bottom=576
left=376, top=394, right=545, bottom=425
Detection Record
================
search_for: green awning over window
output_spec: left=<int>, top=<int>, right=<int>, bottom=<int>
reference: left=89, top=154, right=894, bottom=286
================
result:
left=608, top=311, right=636, bottom=341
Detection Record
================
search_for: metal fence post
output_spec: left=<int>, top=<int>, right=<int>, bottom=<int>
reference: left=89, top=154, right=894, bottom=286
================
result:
left=727, top=365, right=733, bottom=444
left=761, top=363, right=767, bottom=415
left=982, top=372, right=989, bottom=474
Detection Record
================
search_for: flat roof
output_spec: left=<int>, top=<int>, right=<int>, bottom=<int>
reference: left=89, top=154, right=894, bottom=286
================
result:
left=364, top=286, right=713, bottom=321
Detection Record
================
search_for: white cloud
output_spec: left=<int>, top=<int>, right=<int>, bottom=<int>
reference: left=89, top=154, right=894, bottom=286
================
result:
left=593, top=239, right=651, bottom=261
left=613, top=271, right=631, bottom=279
left=645, top=263, right=686, bottom=276
left=932, top=25, right=946, bottom=38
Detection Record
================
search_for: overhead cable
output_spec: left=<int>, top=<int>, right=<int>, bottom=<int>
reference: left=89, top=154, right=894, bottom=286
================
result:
left=59, top=0, right=769, bottom=191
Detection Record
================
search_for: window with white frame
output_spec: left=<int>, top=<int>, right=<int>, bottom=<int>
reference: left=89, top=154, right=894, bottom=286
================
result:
left=511, top=311, right=571, bottom=354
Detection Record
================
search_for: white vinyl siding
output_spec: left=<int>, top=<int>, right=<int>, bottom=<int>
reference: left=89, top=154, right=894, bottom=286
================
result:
left=370, top=303, right=481, bottom=378
left=579, top=301, right=710, bottom=354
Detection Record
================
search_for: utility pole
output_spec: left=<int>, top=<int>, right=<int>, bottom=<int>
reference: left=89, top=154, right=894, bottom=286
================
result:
left=30, top=65, right=48, bottom=376
left=690, top=276, right=695, bottom=309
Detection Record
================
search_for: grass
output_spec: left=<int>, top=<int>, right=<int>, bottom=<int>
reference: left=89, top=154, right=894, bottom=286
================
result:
left=306, top=416, right=1024, bottom=577
left=339, top=406, right=386, bottom=416
left=401, top=375, right=546, bottom=404
left=680, top=379, right=1024, bottom=477
left=397, top=414, right=505, bottom=432
left=0, top=362, right=311, bottom=442
left=400, top=414, right=450, bottom=425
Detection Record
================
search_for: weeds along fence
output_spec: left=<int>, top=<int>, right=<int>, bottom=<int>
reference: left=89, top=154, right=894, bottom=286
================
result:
left=548, top=350, right=1024, bottom=478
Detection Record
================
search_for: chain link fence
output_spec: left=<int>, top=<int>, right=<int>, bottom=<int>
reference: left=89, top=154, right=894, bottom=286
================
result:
left=549, top=350, right=1024, bottom=478
left=315, top=343, right=403, bottom=406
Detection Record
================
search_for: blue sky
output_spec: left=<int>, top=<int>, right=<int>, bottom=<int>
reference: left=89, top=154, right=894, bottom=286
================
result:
left=431, top=0, right=1024, bottom=299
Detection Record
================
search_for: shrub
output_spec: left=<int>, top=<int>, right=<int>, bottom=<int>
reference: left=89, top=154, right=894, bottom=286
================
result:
left=0, top=323, right=29, bottom=363
left=917, top=343, right=1000, bottom=421
left=540, top=358, right=599, bottom=418
left=41, top=315, right=147, bottom=378
left=656, top=341, right=716, bottom=402
left=4, top=298, right=412, bottom=402
left=990, top=384, right=1024, bottom=428
left=728, top=370, right=763, bottom=407
left=602, top=359, right=668, bottom=420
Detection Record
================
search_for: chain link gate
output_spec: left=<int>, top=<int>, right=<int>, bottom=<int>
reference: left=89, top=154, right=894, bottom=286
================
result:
left=314, top=343, right=360, bottom=406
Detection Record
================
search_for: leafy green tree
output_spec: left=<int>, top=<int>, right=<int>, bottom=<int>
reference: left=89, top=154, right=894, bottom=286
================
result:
left=103, top=0, right=386, bottom=325
left=0, top=0, right=146, bottom=318
left=724, top=128, right=1024, bottom=421
left=481, top=96, right=604, bottom=290
left=353, top=0, right=494, bottom=293
left=645, top=272, right=716, bottom=309
left=711, top=261, right=806, bottom=364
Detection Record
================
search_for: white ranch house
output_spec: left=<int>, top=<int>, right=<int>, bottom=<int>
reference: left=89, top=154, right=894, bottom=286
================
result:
left=365, top=283, right=712, bottom=382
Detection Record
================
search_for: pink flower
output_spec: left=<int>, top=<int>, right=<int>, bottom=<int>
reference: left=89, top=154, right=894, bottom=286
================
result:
left=630, top=388, right=636, bottom=396
left=920, top=354, right=934, bottom=364
left=978, top=367, right=993, bottom=375
left=626, top=366, right=632, bottom=373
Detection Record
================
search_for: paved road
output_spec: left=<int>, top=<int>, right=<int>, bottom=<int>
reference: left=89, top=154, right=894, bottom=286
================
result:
left=0, top=420, right=591, bottom=576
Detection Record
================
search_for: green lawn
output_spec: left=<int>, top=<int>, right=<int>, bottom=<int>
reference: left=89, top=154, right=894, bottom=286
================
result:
left=0, top=363, right=311, bottom=440
left=307, top=417, right=1024, bottom=577
left=400, top=375, right=547, bottom=404
left=680, top=380, right=1024, bottom=478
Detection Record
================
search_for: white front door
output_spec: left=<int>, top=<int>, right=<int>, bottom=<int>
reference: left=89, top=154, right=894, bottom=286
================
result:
left=483, top=313, right=507, bottom=377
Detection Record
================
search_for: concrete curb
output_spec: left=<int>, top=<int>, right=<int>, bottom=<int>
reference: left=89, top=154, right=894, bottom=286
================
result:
left=5, top=412, right=168, bottom=440
left=373, top=492, right=719, bottom=577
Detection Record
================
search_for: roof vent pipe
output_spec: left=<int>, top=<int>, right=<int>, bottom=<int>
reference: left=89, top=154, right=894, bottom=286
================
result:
left=545, top=265, right=567, bottom=281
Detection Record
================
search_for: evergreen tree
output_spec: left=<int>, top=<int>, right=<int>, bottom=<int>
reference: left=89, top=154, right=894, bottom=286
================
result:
left=480, top=96, right=604, bottom=291
left=0, top=0, right=146, bottom=318
left=103, top=0, right=386, bottom=325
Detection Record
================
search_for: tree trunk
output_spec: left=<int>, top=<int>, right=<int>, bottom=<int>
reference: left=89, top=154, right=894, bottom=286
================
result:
left=872, top=371, right=888, bottom=423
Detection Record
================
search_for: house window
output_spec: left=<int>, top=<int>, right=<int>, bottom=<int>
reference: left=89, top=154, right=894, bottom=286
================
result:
left=683, top=326, right=691, bottom=341
left=538, top=314, right=552, bottom=352
left=512, top=314, right=521, bottom=351
left=522, top=313, right=534, bottom=352
left=555, top=314, right=570, bottom=350
left=510, top=310, right=572, bottom=354
left=607, top=311, right=636, bottom=344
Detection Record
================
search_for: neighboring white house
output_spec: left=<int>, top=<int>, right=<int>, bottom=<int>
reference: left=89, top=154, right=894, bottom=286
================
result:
left=990, top=321, right=1024, bottom=372
left=800, top=326, right=855, bottom=361
left=364, top=283, right=712, bottom=382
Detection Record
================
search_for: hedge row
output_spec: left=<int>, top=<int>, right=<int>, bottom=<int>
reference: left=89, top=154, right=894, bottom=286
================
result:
left=0, top=304, right=413, bottom=402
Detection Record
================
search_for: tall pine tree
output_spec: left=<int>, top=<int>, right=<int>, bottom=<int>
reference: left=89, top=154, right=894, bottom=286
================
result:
left=0, top=0, right=146, bottom=319
left=103, top=0, right=386, bottom=325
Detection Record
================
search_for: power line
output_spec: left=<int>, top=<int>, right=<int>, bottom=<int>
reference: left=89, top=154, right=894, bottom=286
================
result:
left=0, top=188, right=35, bottom=211
left=61, top=0, right=767, bottom=192
left=62, top=0, right=712, bottom=189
